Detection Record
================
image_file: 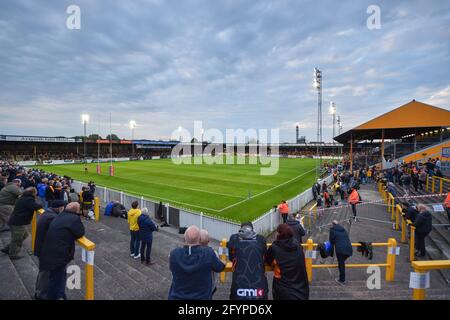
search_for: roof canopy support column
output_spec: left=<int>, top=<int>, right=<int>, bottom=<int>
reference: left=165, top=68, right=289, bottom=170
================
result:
left=381, top=129, right=385, bottom=170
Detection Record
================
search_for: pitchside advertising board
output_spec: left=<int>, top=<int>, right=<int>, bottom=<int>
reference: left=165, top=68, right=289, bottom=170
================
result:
left=0, top=135, right=81, bottom=143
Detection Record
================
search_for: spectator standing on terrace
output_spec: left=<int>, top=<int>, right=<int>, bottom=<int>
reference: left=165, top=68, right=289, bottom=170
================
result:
left=68, top=188, right=79, bottom=203
left=227, top=222, right=268, bottom=300
left=44, top=180, right=56, bottom=208
left=348, top=186, right=361, bottom=222
left=265, top=224, right=309, bottom=300
left=81, top=186, right=94, bottom=219
left=137, top=208, right=158, bottom=266
left=312, top=180, right=321, bottom=200
left=37, top=178, right=48, bottom=209
left=419, top=170, right=427, bottom=190
left=0, top=179, right=22, bottom=233
left=330, top=220, right=352, bottom=285
left=128, top=201, right=142, bottom=259
left=278, top=200, right=289, bottom=224
left=412, top=171, right=419, bottom=192
left=168, top=225, right=225, bottom=300
left=39, top=202, right=85, bottom=300
left=286, top=214, right=306, bottom=244
left=1, top=187, right=42, bottom=259
left=200, top=229, right=219, bottom=296
left=34, top=200, right=66, bottom=300
left=413, top=204, right=432, bottom=258
left=401, top=171, right=412, bottom=196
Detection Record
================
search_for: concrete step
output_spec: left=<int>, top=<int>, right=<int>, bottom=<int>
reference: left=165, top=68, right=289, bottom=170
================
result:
left=0, top=250, right=30, bottom=300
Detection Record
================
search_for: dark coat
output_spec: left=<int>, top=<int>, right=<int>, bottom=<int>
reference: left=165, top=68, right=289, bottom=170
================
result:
left=169, top=245, right=225, bottom=300
left=414, top=211, right=432, bottom=235
left=329, top=224, right=353, bottom=257
left=8, top=195, right=42, bottom=226
left=45, top=186, right=56, bottom=202
left=34, top=209, right=59, bottom=257
left=137, top=214, right=158, bottom=242
left=265, top=238, right=309, bottom=300
left=405, top=207, right=418, bottom=223
left=39, top=211, right=85, bottom=271
left=286, top=217, right=306, bottom=244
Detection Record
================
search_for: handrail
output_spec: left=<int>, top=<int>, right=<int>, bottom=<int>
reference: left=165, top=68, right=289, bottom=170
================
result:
left=430, top=175, right=450, bottom=194
left=411, top=260, right=450, bottom=300
left=31, top=210, right=96, bottom=300
left=219, top=237, right=397, bottom=283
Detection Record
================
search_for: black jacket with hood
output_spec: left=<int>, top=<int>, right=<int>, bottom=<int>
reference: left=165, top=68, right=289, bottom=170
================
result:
left=227, top=227, right=268, bottom=300
left=286, top=217, right=306, bottom=244
left=265, top=237, right=309, bottom=300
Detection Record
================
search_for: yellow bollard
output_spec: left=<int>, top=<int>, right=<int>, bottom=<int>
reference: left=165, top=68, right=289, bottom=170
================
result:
left=219, top=239, right=228, bottom=283
left=305, top=238, right=314, bottom=283
left=412, top=269, right=426, bottom=300
left=395, top=206, right=400, bottom=231
left=86, top=263, right=94, bottom=300
left=31, top=211, right=37, bottom=253
left=439, top=179, right=443, bottom=194
left=385, top=238, right=397, bottom=281
left=410, top=226, right=416, bottom=262
left=94, top=197, right=100, bottom=221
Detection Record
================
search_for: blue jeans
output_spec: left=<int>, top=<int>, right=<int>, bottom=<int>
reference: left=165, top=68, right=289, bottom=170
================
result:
left=130, top=231, right=140, bottom=256
left=46, top=265, right=67, bottom=300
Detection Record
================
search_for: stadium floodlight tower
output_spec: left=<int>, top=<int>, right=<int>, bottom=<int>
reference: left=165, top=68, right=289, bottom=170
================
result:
left=313, top=67, right=322, bottom=179
left=81, top=114, right=90, bottom=172
left=130, top=120, right=137, bottom=157
left=329, top=102, right=336, bottom=156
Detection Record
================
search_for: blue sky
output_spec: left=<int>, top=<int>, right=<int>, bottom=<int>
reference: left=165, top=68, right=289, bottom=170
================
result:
left=0, top=0, right=449, bottom=142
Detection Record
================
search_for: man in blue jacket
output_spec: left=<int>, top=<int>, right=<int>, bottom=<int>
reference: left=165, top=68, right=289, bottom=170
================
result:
left=169, top=225, right=225, bottom=300
left=329, top=220, right=353, bottom=285
left=137, top=208, right=158, bottom=265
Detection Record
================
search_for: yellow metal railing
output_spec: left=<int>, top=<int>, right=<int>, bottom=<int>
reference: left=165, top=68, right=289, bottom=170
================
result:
left=31, top=210, right=96, bottom=300
left=219, top=238, right=398, bottom=283
left=411, top=260, right=450, bottom=300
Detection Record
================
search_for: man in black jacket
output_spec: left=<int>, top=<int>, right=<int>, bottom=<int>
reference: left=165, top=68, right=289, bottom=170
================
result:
left=413, top=204, right=433, bottom=258
left=286, top=214, right=306, bottom=244
left=34, top=200, right=66, bottom=300
left=227, top=222, right=268, bottom=300
left=39, top=202, right=85, bottom=300
left=329, top=220, right=353, bottom=285
left=1, top=187, right=42, bottom=259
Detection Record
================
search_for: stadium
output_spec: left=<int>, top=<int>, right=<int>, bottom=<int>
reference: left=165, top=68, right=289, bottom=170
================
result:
left=0, top=0, right=450, bottom=309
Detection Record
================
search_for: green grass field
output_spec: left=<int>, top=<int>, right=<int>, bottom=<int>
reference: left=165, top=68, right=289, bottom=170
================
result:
left=34, top=157, right=317, bottom=222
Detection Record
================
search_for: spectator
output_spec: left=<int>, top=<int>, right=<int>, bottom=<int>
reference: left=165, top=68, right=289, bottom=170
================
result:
left=312, top=180, right=321, bottom=200
left=137, top=208, right=158, bottom=266
left=38, top=202, right=85, bottom=300
left=278, top=200, right=289, bottom=224
left=44, top=180, right=56, bottom=208
left=286, top=214, right=306, bottom=244
left=0, top=178, right=22, bottom=232
left=348, top=186, right=361, bottom=222
left=1, top=187, right=42, bottom=259
left=37, top=178, right=48, bottom=209
left=168, top=226, right=225, bottom=300
left=81, top=186, right=94, bottom=218
left=227, top=222, right=268, bottom=300
left=265, top=224, right=309, bottom=300
left=413, top=204, right=432, bottom=258
left=68, top=188, right=79, bottom=203
left=199, top=229, right=219, bottom=296
left=127, top=201, right=142, bottom=259
left=419, top=170, right=427, bottom=190
left=402, top=201, right=419, bottom=223
left=34, top=200, right=66, bottom=300
left=411, top=172, right=419, bottom=192
left=330, top=220, right=353, bottom=285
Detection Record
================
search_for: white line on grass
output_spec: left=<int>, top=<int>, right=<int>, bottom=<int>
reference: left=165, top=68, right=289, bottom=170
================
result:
left=217, top=167, right=316, bottom=212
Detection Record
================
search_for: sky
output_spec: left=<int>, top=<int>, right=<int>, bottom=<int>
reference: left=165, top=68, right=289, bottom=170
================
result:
left=0, top=0, right=449, bottom=143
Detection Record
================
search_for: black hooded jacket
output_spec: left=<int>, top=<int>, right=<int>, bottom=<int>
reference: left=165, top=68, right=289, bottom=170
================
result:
left=227, top=228, right=268, bottom=300
left=286, top=217, right=306, bottom=244
left=265, top=238, right=309, bottom=300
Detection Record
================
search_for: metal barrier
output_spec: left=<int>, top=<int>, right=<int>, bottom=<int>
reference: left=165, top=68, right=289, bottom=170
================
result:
left=218, top=237, right=398, bottom=283
left=411, top=260, right=450, bottom=300
left=426, top=175, right=450, bottom=194
left=30, top=210, right=96, bottom=300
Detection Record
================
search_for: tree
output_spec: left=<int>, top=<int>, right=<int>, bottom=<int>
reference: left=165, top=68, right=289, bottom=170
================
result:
left=88, top=134, right=102, bottom=140
left=106, top=134, right=120, bottom=141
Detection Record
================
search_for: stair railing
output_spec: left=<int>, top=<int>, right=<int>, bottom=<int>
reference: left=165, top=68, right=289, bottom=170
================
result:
left=410, top=260, right=450, bottom=300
